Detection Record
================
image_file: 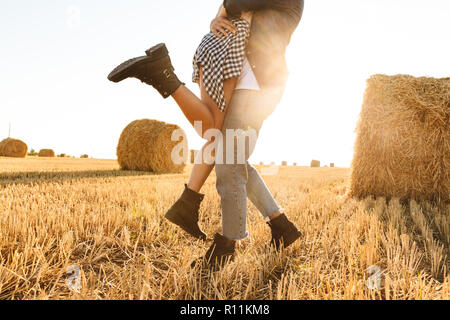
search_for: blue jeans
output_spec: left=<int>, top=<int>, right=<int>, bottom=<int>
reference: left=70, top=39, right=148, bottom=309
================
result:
left=216, top=89, right=283, bottom=240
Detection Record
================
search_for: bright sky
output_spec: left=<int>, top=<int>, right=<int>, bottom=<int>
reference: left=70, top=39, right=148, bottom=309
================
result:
left=1, top=0, right=449, bottom=167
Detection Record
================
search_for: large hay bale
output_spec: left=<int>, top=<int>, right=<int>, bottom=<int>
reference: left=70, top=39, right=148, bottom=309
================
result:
left=117, top=119, right=187, bottom=173
left=311, top=160, right=320, bottom=168
left=0, top=138, right=28, bottom=158
left=38, top=149, right=55, bottom=157
left=349, top=74, right=449, bottom=202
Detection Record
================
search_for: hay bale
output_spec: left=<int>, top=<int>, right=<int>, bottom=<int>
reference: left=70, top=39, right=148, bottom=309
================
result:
left=311, top=160, right=320, bottom=168
left=281, top=161, right=288, bottom=166
left=293, top=162, right=297, bottom=166
left=0, top=138, right=28, bottom=158
left=80, top=154, right=89, bottom=159
left=117, top=119, right=187, bottom=173
left=349, top=74, right=449, bottom=202
left=330, top=163, right=335, bottom=168
left=38, top=149, right=55, bottom=157
left=58, top=154, right=66, bottom=158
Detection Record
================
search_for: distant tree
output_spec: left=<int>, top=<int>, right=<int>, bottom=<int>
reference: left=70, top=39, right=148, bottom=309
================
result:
left=28, top=149, right=37, bottom=156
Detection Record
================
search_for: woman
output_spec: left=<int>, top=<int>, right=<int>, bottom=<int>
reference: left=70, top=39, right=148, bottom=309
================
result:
left=108, top=1, right=258, bottom=240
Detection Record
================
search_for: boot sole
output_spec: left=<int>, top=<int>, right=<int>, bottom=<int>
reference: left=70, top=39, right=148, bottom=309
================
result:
left=165, top=210, right=207, bottom=240
left=107, top=43, right=169, bottom=83
left=107, top=56, right=149, bottom=83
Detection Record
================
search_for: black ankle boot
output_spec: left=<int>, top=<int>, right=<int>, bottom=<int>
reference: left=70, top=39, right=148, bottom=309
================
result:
left=164, top=184, right=206, bottom=240
left=107, top=43, right=183, bottom=98
left=268, top=214, right=301, bottom=250
left=191, top=233, right=236, bottom=270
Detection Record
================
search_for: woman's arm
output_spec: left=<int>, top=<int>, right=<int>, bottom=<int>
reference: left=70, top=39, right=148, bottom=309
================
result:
left=216, top=4, right=227, bottom=18
left=210, top=4, right=237, bottom=38
left=224, top=0, right=268, bottom=14
left=225, top=0, right=303, bottom=20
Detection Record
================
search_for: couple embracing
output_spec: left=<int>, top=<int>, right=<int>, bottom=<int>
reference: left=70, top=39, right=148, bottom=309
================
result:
left=108, top=0, right=305, bottom=269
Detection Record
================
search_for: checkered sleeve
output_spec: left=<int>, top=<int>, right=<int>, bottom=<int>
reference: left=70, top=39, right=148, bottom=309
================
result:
left=192, top=19, right=250, bottom=112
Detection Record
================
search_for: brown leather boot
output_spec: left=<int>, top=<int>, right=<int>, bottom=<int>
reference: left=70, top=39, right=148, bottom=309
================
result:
left=191, top=233, right=236, bottom=270
left=268, top=214, right=301, bottom=250
left=165, top=184, right=206, bottom=240
left=107, top=43, right=183, bottom=98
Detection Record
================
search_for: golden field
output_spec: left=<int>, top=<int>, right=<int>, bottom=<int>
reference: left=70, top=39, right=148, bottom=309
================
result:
left=0, top=157, right=448, bottom=300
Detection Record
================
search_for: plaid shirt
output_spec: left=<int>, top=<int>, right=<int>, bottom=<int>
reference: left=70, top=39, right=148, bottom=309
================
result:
left=193, top=19, right=250, bottom=112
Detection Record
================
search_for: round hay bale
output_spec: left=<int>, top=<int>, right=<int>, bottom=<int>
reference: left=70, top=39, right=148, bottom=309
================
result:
left=58, top=154, right=66, bottom=158
left=330, top=163, right=335, bottom=168
left=281, top=161, right=287, bottom=166
left=117, top=119, right=187, bottom=173
left=80, top=154, right=89, bottom=159
left=311, top=160, right=320, bottom=168
left=38, top=149, right=55, bottom=157
left=0, top=138, right=28, bottom=158
left=349, top=74, right=449, bottom=202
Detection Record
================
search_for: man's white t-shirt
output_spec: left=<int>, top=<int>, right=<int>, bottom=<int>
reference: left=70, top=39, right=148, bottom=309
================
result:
left=236, top=56, right=260, bottom=91
left=235, top=12, right=260, bottom=91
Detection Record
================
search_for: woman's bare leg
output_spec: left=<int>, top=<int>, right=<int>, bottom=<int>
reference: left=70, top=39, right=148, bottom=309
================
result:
left=171, top=86, right=216, bottom=136
left=187, top=68, right=237, bottom=193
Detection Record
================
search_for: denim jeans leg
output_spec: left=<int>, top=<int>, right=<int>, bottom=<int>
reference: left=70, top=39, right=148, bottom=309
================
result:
left=246, top=163, right=281, bottom=220
left=216, top=162, right=249, bottom=241
left=215, top=89, right=282, bottom=240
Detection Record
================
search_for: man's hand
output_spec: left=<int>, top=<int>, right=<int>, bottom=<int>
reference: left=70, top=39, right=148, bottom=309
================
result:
left=210, top=16, right=237, bottom=38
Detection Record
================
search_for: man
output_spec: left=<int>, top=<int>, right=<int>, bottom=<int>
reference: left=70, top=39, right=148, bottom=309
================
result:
left=202, top=0, right=305, bottom=268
